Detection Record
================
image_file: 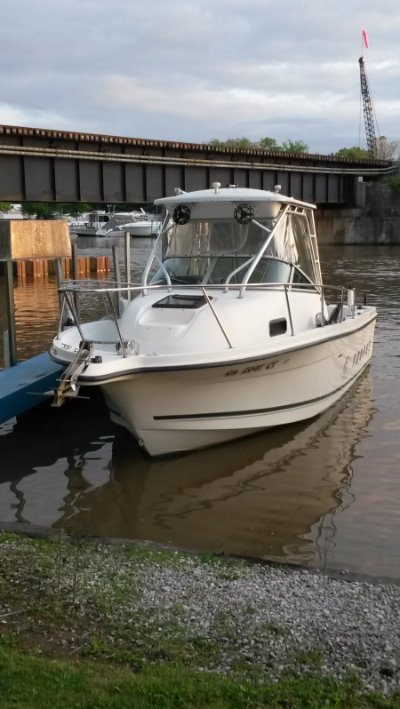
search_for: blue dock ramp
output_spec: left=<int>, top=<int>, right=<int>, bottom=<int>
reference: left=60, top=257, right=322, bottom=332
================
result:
left=0, top=353, right=65, bottom=424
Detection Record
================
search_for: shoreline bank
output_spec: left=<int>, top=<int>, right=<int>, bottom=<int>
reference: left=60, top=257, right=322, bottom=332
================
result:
left=1, top=530, right=400, bottom=698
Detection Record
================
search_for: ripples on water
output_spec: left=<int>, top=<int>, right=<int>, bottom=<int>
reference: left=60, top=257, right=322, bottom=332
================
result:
left=1, top=242, right=400, bottom=579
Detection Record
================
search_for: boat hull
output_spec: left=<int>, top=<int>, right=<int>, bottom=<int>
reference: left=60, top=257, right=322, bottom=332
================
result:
left=71, top=228, right=106, bottom=237
left=100, top=314, right=376, bottom=456
left=126, top=223, right=162, bottom=237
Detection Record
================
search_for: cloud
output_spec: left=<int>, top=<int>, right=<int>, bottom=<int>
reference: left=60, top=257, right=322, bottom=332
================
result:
left=0, top=0, right=399, bottom=153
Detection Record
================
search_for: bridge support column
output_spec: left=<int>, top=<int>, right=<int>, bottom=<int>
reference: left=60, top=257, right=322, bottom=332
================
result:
left=355, top=177, right=366, bottom=208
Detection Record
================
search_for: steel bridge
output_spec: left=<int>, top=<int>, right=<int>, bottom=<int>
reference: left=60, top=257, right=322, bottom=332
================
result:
left=0, top=124, right=395, bottom=206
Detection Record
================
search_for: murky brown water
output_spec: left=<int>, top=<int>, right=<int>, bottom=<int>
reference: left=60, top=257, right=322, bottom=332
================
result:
left=1, top=240, right=399, bottom=579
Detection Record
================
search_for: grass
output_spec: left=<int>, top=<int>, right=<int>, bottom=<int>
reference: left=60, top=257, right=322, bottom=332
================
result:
left=1, top=643, right=399, bottom=708
left=1, top=531, right=400, bottom=708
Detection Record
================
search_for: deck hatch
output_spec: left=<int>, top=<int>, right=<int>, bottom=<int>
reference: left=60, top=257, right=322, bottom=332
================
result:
left=152, top=294, right=210, bottom=309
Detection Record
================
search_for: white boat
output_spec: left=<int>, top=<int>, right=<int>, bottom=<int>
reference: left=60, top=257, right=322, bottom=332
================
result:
left=96, top=211, right=162, bottom=238
left=70, top=211, right=111, bottom=237
left=70, top=210, right=158, bottom=238
left=50, top=183, right=377, bottom=457
left=121, top=216, right=162, bottom=238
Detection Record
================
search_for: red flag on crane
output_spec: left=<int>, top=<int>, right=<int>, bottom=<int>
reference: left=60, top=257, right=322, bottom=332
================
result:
left=362, top=29, right=369, bottom=49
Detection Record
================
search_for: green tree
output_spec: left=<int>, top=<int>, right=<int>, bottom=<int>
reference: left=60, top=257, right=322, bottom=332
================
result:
left=21, top=203, right=54, bottom=219
left=209, top=137, right=256, bottom=149
left=208, top=136, right=309, bottom=153
left=208, top=138, right=227, bottom=147
left=225, top=137, right=256, bottom=149
left=21, top=202, right=92, bottom=219
left=334, top=147, right=369, bottom=160
left=258, top=137, right=281, bottom=151
left=376, top=137, right=400, bottom=160
left=57, top=202, right=92, bottom=217
left=280, top=139, right=309, bottom=154
left=0, top=201, right=12, bottom=213
left=382, top=175, right=400, bottom=191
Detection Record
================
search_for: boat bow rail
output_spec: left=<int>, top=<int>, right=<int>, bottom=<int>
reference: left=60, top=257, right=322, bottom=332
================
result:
left=53, top=278, right=357, bottom=357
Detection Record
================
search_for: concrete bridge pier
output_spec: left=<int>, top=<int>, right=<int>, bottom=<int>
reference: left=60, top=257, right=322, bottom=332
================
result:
left=316, top=182, right=400, bottom=246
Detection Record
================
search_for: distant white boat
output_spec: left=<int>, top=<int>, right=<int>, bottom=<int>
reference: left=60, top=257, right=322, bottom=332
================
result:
left=0, top=213, right=24, bottom=220
left=70, top=211, right=111, bottom=237
left=0, top=203, right=24, bottom=219
left=119, top=216, right=162, bottom=238
left=96, top=211, right=162, bottom=238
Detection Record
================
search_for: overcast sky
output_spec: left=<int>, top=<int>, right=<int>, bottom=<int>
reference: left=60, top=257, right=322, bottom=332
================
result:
left=1, top=0, right=399, bottom=155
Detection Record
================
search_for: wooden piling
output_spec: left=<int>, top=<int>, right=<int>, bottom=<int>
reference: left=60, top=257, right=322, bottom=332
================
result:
left=14, top=255, right=110, bottom=279
left=0, top=219, right=71, bottom=368
left=17, top=261, right=26, bottom=279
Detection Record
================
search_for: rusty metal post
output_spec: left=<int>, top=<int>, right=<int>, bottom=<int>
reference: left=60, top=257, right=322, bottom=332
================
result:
left=124, top=231, right=131, bottom=301
left=55, top=257, right=64, bottom=313
left=5, top=260, right=17, bottom=366
left=112, top=244, right=123, bottom=315
left=71, top=243, right=80, bottom=320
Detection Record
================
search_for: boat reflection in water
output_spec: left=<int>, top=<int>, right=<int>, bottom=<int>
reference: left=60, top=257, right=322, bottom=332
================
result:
left=49, top=369, right=375, bottom=568
left=0, top=393, right=115, bottom=525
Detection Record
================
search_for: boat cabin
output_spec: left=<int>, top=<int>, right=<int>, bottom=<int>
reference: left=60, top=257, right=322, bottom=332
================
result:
left=147, top=185, right=321, bottom=292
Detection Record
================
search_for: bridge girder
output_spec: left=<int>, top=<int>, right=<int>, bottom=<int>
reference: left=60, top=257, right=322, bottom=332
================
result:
left=0, top=124, right=395, bottom=205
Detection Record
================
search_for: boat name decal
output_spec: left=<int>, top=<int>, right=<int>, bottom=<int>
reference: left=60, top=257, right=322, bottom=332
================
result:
left=342, top=340, right=372, bottom=378
left=225, top=358, right=289, bottom=377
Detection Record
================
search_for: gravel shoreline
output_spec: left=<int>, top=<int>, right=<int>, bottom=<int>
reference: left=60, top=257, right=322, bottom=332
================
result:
left=1, top=528, right=400, bottom=696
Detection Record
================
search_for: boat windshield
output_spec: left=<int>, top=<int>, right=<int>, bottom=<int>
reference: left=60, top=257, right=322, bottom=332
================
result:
left=149, top=208, right=319, bottom=286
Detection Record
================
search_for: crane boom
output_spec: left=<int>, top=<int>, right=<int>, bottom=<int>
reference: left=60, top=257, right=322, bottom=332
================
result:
left=358, top=56, right=377, bottom=158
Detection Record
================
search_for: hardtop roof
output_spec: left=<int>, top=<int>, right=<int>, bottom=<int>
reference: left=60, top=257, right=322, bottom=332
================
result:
left=155, top=186, right=316, bottom=210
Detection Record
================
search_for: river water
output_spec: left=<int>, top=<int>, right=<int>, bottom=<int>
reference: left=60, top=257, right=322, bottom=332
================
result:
left=0, top=239, right=399, bottom=580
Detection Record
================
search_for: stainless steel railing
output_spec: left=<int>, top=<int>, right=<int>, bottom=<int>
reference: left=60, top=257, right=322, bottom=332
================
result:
left=56, top=280, right=356, bottom=357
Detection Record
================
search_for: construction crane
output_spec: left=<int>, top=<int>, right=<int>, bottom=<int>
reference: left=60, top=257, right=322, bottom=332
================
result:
left=358, top=54, right=378, bottom=158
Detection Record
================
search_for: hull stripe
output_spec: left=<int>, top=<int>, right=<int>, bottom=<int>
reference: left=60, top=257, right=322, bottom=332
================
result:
left=70, top=314, right=376, bottom=383
left=153, top=363, right=370, bottom=421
